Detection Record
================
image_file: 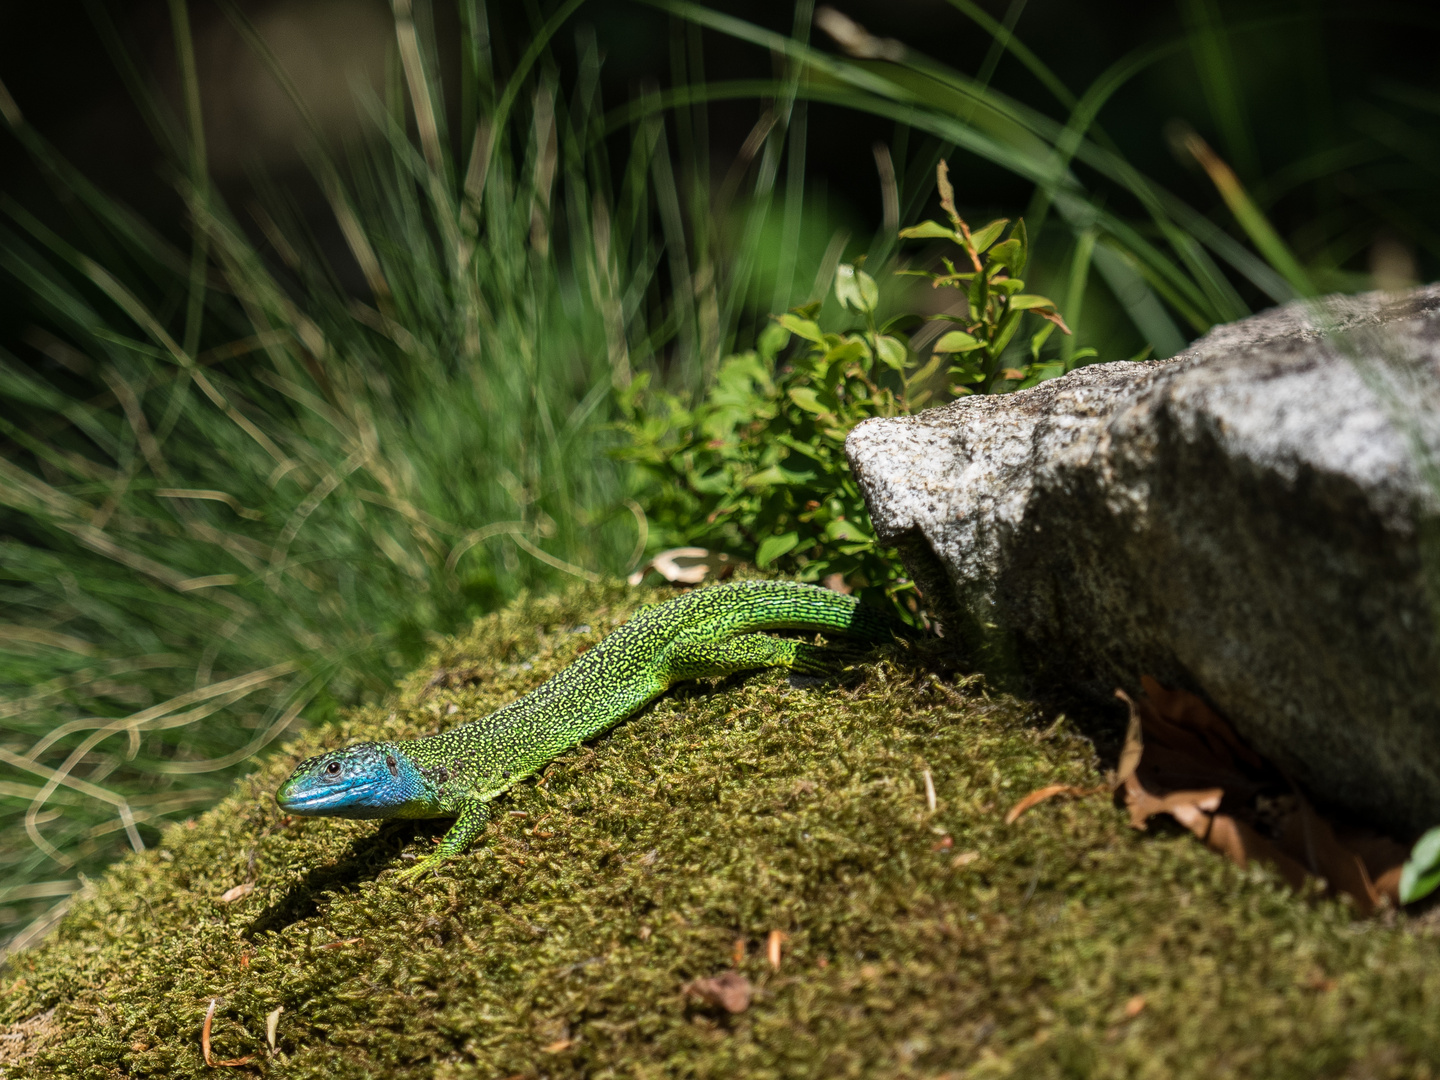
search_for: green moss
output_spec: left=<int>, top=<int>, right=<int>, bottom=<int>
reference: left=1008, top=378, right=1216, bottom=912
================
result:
left=3, top=580, right=1440, bottom=1078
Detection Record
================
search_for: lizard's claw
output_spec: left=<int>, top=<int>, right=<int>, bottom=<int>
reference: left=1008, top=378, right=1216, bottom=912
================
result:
left=392, top=853, right=444, bottom=884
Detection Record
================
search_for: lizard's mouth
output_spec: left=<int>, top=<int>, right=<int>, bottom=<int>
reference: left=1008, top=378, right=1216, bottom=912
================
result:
left=277, top=774, right=394, bottom=818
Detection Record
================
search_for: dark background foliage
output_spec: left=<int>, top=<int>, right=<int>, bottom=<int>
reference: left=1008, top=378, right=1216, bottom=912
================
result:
left=3, top=0, right=1437, bottom=331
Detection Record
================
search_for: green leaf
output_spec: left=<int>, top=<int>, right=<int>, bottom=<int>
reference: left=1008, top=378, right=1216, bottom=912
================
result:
left=758, top=321, right=791, bottom=359
left=756, top=531, right=800, bottom=568
left=968, top=272, right=989, bottom=318
left=835, top=264, right=879, bottom=313
left=787, top=386, right=831, bottom=416
left=904, top=354, right=942, bottom=391
left=744, top=464, right=815, bottom=489
left=1018, top=361, right=1065, bottom=388
left=1401, top=827, right=1440, bottom=904
left=987, top=238, right=1022, bottom=271
left=825, top=518, right=874, bottom=543
left=1069, top=347, right=1099, bottom=363
left=856, top=269, right=880, bottom=312
left=874, top=335, right=907, bottom=371
left=823, top=339, right=869, bottom=365
left=933, top=330, right=982, bottom=353
left=991, top=309, right=1024, bottom=357
left=968, top=218, right=1010, bottom=254
left=1030, top=322, right=1056, bottom=362
left=1008, top=218, right=1029, bottom=277
left=899, top=220, right=958, bottom=241
left=778, top=314, right=825, bottom=343
left=1009, top=294, right=1060, bottom=312
left=834, top=263, right=862, bottom=311
left=880, top=313, right=923, bottom=335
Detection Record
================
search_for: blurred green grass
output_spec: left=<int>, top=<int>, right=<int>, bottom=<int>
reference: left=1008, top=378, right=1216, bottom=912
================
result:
left=2, top=0, right=1439, bottom=960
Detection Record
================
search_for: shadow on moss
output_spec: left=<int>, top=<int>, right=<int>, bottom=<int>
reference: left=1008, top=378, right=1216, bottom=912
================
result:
left=3, top=580, right=1440, bottom=1078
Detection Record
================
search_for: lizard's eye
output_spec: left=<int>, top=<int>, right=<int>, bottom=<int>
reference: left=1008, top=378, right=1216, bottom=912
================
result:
left=325, top=761, right=342, bottom=776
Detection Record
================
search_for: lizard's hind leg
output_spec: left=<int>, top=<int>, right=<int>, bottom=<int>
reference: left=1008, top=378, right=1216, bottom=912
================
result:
left=660, top=632, right=833, bottom=682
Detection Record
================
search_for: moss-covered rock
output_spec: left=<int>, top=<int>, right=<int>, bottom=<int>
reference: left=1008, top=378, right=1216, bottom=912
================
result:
left=3, top=580, right=1440, bottom=1078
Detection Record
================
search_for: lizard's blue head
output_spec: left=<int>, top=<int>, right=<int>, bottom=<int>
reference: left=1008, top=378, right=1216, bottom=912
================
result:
left=277, top=742, right=429, bottom=819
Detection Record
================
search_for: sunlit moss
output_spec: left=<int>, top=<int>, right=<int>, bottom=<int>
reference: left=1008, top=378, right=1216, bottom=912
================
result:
left=4, top=580, right=1440, bottom=1078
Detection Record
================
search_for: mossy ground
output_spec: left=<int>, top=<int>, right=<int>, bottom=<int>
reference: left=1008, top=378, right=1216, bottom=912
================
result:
left=3, top=580, right=1440, bottom=1078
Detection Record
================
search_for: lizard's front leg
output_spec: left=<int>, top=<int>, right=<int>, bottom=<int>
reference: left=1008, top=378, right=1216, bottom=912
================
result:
left=659, top=631, right=832, bottom=682
left=393, top=799, right=492, bottom=882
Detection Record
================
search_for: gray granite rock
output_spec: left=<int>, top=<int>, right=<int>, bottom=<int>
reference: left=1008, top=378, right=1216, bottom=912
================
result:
left=846, top=285, right=1440, bottom=835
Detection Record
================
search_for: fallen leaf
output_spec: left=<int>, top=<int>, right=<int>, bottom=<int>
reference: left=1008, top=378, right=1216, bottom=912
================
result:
left=265, top=1007, right=282, bottom=1051
left=767, top=929, right=787, bottom=970
left=1115, top=681, right=1407, bottom=915
left=1005, top=784, right=1104, bottom=824
left=952, top=851, right=980, bottom=869
left=1302, top=969, right=1337, bottom=992
left=1123, top=995, right=1146, bottom=1019
left=628, top=547, right=736, bottom=586
left=319, top=937, right=363, bottom=950
left=1115, top=696, right=1144, bottom=786
left=201, top=999, right=255, bottom=1068
left=540, top=1039, right=574, bottom=1053
left=216, top=883, right=253, bottom=904
left=732, top=937, right=746, bottom=967
left=683, top=972, right=753, bottom=1013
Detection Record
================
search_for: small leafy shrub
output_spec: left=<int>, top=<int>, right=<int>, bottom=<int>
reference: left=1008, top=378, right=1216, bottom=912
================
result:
left=900, top=161, right=1095, bottom=393
left=619, top=162, right=1091, bottom=619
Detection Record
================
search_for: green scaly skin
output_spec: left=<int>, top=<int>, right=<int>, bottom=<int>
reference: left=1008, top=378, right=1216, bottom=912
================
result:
left=276, top=580, right=897, bottom=881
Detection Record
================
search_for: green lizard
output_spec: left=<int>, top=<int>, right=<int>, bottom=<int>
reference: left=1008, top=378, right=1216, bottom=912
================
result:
left=276, top=579, right=897, bottom=881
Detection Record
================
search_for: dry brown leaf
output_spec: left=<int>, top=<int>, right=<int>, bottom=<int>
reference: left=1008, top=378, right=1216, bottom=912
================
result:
left=683, top=972, right=753, bottom=1013
left=216, top=883, right=253, bottom=904
left=732, top=937, right=745, bottom=967
left=1123, top=995, right=1146, bottom=1019
left=1114, top=691, right=1145, bottom=786
left=201, top=999, right=254, bottom=1068
left=767, top=929, right=787, bottom=970
left=540, top=1039, right=574, bottom=1054
left=952, top=851, right=980, bottom=869
left=1116, top=679, right=1407, bottom=913
left=1005, top=784, right=1105, bottom=825
left=627, top=548, right=736, bottom=586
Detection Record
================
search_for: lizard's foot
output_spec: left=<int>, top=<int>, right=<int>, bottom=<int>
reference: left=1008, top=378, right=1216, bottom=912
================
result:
left=392, top=853, right=446, bottom=884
